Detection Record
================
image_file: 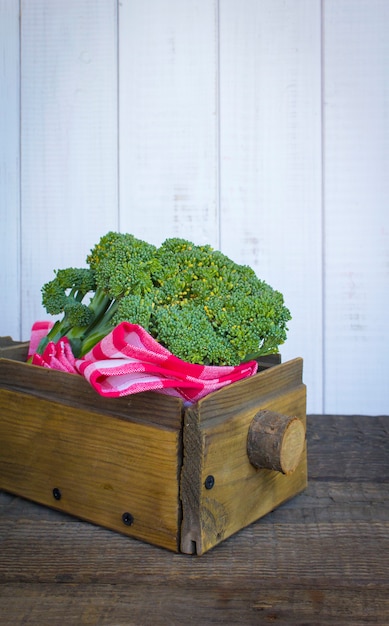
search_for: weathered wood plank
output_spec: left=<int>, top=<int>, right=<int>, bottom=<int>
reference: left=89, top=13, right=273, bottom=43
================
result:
left=0, top=388, right=183, bottom=552
left=0, top=520, right=389, bottom=591
left=305, top=414, right=389, bottom=481
left=0, top=357, right=184, bottom=430
left=0, top=415, right=388, bottom=624
left=1, top=517, right=388, bottom=584
left=181, top=359, right=307, bottom=554
left=0, top=583, right=388, bottom=626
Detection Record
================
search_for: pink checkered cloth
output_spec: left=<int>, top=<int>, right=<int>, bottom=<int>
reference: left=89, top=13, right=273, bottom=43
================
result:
left=29, top=321, right=258, bottom=403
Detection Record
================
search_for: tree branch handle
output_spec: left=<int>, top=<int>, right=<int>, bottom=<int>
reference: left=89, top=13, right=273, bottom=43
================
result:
left=247, top=410, right=305, bottom=475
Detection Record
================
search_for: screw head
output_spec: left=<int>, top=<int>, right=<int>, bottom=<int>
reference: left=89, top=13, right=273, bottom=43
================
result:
left=52, top=488, right=62, bottom=501
left=122, top=512, right=134, bottom=526
left=204, top=475, right=215, bottom=490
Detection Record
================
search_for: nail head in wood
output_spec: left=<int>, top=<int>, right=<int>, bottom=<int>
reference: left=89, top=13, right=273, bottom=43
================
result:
left=122, top=512, right=134, bottom=526
left=204, top=475, right=215, bottom=490
left=52, top=487, right=61, bottom=501
left=247, top=410, right=305, bottom=475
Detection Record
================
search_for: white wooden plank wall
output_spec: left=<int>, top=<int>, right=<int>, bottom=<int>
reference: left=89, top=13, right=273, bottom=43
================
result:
left=218, top=0, right=323, bottom=412
left=0, top=0, right=20, bottom=340
left=20, top=0, right=118, bottom=328
left=0, top=0, right=388, bottom=415
left=324, top=0, right=389, bottom=414
left=119, top=0, right=220, bottom=247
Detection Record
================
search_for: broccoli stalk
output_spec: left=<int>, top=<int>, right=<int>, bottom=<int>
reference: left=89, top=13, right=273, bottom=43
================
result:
left=37, top=268, right=114, bottom=357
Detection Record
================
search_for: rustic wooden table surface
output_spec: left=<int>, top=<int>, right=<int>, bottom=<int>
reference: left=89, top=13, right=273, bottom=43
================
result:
left=0, top=414, right=388, bottom=626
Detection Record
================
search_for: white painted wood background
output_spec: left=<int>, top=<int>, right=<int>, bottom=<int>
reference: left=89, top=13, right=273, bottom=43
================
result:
left=1, top=0, right=388, bottom=415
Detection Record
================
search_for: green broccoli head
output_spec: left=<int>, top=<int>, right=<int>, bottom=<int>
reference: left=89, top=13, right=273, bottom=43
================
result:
left=150, top=238, right=291, bottom=364
left=38, top=266, right=100, bottom=355
left=204, top=286, right=291, bottom=362
left=41, top=277, right=67, bottom=316
left=152, top=301, right=238, bottom=365
left=112, top=293, right=154, bottom=331
left=41, top=267, right=96, bottom=319
left=152, top=238, right=217, bottom=305
left=37, top=232, right=291, bottom=365
left=87, top=231, right=158, bottom=298
left=55, top=267, right=96, bottom=294
left=62, top=300, right=94, bottom=327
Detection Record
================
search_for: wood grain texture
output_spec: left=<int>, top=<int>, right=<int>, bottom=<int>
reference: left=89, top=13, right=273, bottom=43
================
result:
left=0, top=357, right=184, bottom=430
left=0, top=387, right=183, bottom=552
left=0, top=341, right=185, bottom=552
left=247, top=410, right=305, bottom=474
left=0, top=415, right=388, bottom=625
left=0, top=347, right=305, bottom=556
left=181, top=359, right=307, bottom=554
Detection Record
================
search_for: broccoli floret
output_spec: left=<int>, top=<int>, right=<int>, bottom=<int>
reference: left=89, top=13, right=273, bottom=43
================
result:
left=151, top=238, right=291, bottom=364
left=112, top=293, right=154, bottom=331
left=37, top=232, right=157, bottom=357
left=36, top=232, right=291, bottom=365
left=203, top=287, right=290, bottom=362
left=87, top=231, right=158, bottom=298
left=152, top=238, right=220, bottom=305
left=151, top=301, right=237, bottom=365
left=79, top=232, right=158, bottom=355
left=41, top=267, right=96, bottom=316
left=37, top=266, right=112, bottom=357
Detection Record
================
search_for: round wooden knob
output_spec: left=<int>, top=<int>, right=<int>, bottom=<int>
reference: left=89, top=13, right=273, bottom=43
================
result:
left=247, top=410, right=305, bottom=475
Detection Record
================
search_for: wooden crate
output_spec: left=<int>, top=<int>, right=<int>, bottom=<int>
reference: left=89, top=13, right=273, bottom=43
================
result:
left=0, top=337, right=307, bottom=555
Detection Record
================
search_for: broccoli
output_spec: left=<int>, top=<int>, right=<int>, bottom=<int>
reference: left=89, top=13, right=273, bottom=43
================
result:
left=142, top=237, right=291, bottom=365
left=37, top=267, right=111, bottom=357
left=111, top=293, right=154, bottom=333
left=36, top=232, right=157, bottom=357
left=87, top=231, right=157, bottom=299
left=79, top=231, right=158, bottom=354
left=37, top=232, right=291, bottom=365
left=151, top=301, right=238, bottom=365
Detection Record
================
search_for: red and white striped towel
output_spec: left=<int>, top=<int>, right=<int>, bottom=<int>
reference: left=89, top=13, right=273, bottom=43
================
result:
left=28, top=321, right=55, bottom=358
left=30, top=321, right=258, bottom=403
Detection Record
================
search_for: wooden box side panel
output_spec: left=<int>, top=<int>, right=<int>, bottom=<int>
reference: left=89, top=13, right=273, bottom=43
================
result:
left=196, top=357, right=304, bottom=425
left=181, top=359, right=307, bottom=555
left=0, top=388, right=182, bottom=552
left=0, top=357, right=183, bottom=431
left=0, top=338, right=29, bottom=361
